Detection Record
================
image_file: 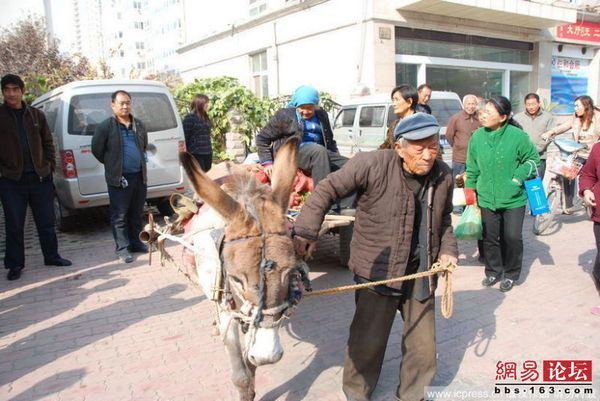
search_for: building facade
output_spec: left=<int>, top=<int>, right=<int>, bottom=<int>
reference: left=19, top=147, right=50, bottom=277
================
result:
left=55, top=0, right=185, bottom=79
left=178, top=0, right=600, bottom=112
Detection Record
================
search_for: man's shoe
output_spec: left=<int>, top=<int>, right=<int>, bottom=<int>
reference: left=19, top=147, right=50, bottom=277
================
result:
left=7, top=266, right=23, bottom=281
left=482, top=276, right=499, bottom=287
left=117, top=251, right=134, bottom=263
left=44, top=257, right=72, bottom=266
left=499, top=278, right=514, bottom=292
left=129, top=244, right=148, bottom=253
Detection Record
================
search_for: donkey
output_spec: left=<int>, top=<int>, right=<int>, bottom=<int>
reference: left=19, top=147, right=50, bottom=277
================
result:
left=179, top=138, right=309, bottom=401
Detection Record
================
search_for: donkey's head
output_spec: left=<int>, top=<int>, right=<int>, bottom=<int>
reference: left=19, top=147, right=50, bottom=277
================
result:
left=180, top=138, right=306, bottom=366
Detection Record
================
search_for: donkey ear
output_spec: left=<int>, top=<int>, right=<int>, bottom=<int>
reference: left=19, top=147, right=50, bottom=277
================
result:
left=179, top=152, right=242, bottom=220
left=270, top=137, right=299, bottom=211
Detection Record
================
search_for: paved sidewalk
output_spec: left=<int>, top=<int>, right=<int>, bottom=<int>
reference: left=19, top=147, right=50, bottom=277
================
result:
left=0, top=210, right=599, bottom=401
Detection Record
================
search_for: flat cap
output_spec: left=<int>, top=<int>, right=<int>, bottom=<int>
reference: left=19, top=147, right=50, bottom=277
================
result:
left=394, top=112, right=440, bottom=141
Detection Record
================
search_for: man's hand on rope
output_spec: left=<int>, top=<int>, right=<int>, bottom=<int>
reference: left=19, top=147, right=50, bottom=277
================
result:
left=431, top=254, right=458, bottom=293
left=439, top=254, right=458, bottom=266
left=293, top=235, right=318, bottom=258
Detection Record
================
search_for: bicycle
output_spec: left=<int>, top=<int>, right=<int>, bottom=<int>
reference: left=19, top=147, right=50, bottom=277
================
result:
left=532, top=137, right=586, bottom=236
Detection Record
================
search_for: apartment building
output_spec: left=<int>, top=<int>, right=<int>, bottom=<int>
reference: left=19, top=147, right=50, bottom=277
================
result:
left=177, top=0, right=600, bottom=115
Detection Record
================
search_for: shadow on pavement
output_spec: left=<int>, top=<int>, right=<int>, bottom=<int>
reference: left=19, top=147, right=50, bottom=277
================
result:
left=0, top=284, right=202, bottom=391
left=260, top=260, right=353, bottom=401
left=431, top=289, right=505, bottom=387
left=0, top=266, right=129, bottom=337
left=578, top=249, right=595, bottom=275
left=520, top=222, right=553, bottom=284
left=7, top=369, right=85, bottom=401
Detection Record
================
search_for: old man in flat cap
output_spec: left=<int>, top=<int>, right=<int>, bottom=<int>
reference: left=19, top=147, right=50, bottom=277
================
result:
left=293, top=112, right=458, bottom=401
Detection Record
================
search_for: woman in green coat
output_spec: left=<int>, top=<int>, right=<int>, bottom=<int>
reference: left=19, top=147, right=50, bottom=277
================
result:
left=466, top=96, right=540, bottom=292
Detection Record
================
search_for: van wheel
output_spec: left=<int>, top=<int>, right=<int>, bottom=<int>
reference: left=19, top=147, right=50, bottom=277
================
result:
left=54, top=196, right=75, bottom=232
left=156, top=197, right=174, bottom=216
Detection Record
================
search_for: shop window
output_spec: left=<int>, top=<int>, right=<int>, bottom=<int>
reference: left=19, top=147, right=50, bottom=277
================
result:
left=396, top=64, right=418, bottom=87
left=396, top=28, right=531, bottom=65
left=250, top=51, right=268, bottom=97
left=510, top=71, right=530, bottom=113
left=426, top=66, right=503, bottom=100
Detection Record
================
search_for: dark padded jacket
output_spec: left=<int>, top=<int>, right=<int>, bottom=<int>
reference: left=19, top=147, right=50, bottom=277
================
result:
left=256, top=107, right=338, bottom=163
left=0, top=102, right=55, bottom=180
left=294, top=150, right=457, bottom=290
left=92, top=115, right=148, bottom=187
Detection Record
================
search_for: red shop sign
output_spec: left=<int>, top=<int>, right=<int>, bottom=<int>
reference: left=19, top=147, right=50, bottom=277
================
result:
left=557, top=21, right=600, bottom=43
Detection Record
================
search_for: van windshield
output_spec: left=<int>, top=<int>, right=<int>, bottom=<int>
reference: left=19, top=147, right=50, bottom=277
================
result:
left=68, top=92, right=178, bottom=135
left=429, top=98, right=463, bottom=126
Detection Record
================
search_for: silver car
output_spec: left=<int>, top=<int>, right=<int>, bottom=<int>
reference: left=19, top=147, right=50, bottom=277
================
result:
left=32, top=80, right=187, bottom=231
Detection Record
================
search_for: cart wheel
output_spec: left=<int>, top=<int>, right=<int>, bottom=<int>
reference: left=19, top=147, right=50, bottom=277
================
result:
left=339, top=223, right=353, bottom=267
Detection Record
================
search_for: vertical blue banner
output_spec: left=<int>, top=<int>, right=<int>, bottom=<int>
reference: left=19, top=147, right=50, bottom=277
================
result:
left=551, top=56, right=588, bottom=115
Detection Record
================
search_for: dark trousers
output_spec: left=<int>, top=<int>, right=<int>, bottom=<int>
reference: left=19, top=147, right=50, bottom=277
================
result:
left=343, top=289, right=436, bottom=401
left=107, top=172, right=147, bottom=253
left=0, top=173, right=60, bottom=268
left=192, top=153, right=212, bottom=172
left=452, top=162, right=466, bottom=213
left=593, top=222, right=600, bottom=295
left=481, top=206, right=526, bottom=281
left=298, top=144, right=354, bottom=208
left=539, top=159, right=546, bottom=181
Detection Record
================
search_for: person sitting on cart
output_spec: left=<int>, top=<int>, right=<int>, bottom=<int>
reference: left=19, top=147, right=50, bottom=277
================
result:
left=256, top=85, right=353, bottom=210
left=293, top=112, right=458, bottom=401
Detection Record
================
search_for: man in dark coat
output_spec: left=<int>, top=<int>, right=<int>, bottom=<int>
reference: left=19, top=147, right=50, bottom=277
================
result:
left=256, top=85, right=348, bottom=190
left=92, top=90, right=149, bottom=263
left=0, top=74, right=72, bottom=281
left=293, top=113, right=458, bottom=401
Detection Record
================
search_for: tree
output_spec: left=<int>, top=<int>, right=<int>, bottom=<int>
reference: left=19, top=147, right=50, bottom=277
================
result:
left=173, top=76, right=278, bottom=157
left=0, top=15, right=101, bottom=101
left=173, top=76, right=338, bottom=159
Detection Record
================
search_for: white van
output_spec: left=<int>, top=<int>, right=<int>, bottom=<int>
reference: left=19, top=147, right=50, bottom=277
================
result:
left=332, top=91, right=463, bottom=161
left=32, top=80, right=186, bottom=230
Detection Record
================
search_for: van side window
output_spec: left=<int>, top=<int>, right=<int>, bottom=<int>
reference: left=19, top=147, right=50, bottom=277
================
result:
left=387, top=105, right=396, bottom=127
left=359, top=106, right=385, bottom=127
left=68, top=92, right=178, bottom=135
left=36, top=98, right=60, bottom=132
left=334, top=108, right=357, bottom=129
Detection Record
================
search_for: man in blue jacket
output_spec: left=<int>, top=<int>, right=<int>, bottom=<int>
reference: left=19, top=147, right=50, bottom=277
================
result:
left=92, top=90, right=149, bottom=263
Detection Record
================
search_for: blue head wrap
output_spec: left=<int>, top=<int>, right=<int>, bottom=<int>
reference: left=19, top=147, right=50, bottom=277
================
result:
left=288, top=85, right=320, bottom=107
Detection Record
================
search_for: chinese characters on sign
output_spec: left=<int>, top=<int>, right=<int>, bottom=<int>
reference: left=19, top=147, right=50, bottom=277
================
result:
left=495, top=360, right=595, bottom=399
left=551, top=56, right=589, bottom=115
left=557, top=21, right=600, bottom=43
left=496, top=360, right=592, bottom=382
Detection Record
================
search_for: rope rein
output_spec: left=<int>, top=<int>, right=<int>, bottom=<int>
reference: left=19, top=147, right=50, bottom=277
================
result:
left=304, top=261, right=456, bottom=319
left=143, top=194, right=458, bottom=320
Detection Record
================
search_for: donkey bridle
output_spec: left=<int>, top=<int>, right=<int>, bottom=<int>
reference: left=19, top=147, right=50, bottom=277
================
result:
left=221, top=232, right=310, bottom=331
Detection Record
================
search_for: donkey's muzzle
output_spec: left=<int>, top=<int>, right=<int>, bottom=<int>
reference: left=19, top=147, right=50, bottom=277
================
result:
left=247, top=327, right=283, bottom=366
